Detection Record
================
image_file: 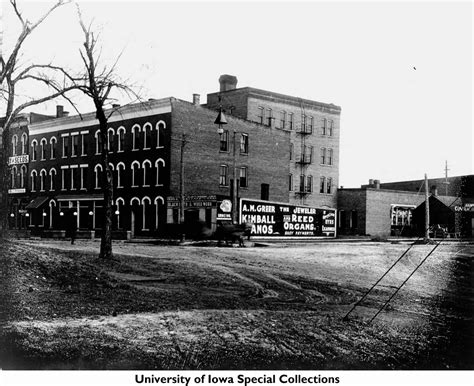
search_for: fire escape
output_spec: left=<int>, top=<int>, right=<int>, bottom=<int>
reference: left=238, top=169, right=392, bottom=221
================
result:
left=294, top=112, right=313, bottom=204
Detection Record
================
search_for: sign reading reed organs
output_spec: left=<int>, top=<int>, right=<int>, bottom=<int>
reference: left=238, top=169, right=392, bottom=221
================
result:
left=240, top=199, right=336, bottom=237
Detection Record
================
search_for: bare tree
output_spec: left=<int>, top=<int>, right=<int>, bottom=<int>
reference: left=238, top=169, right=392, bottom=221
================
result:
left=59, top=6, right=138, bottom=259
left=0, top=0, right=73, bottom=233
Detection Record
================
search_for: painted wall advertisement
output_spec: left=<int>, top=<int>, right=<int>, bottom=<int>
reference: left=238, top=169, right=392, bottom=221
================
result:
left=240, top=199, right=336, bottom=237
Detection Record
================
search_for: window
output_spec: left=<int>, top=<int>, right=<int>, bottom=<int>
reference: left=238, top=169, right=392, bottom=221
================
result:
left=290, top=143, right=293, bottom=160
left=71, top=135, right=79, bottom=156
left=117, top=162, right=125, bottom=188
left=31, top=170, right=37, bottom=191
left=240, top=167, right=248, bottom=188
left=156, top=121, right=165, bottom=149
left=240, top=133, right=248, bottom=154
left=81, top=133, right=87, bottom=155
left=306, top=175, right=313, bottom=193
left=40, top=138, right=47, bottom=160
left=94, top=164, right=103, bottom=189
left=304, top=145, right=313, bottom=163
left=280, top=111, right=286, bottom=129
left=40, top=169, right=46, bottom=191
left=320, top=147, right=326, bottom=165
left=143, top=160, right=152, bottom=186
left=257, top=107, right=264, bottom=124
left=266, top=108, right=272, bottom=126
left=326, top=177, right=332, bottom=194
left=155, top=159, right=165, bottom=186
left=62, top=136, right=69, bottom=157
left=117, top=127, right=125, bottom=152
left=107, top=128, right=114, bottom=152
left=20, top=165, right=26, bottom=188
left=50, top=137, right=57, bottom=159
left=328, top=149, right=333, bottom=165
left=70, top=167, right=77, bottom=190
left=61, top=168, right=66, bottom=190
left=11, top=135, right=18, bottom=156
left=95, top=130, right=102, bottom=154
left=289, top=174, right=293, bottom=191
left=328, top=120, right=334, bottom=136
left=11, top=166, right=17, bottom=188
left=21, top=133, right=27, bottom=155
left=143, top=123, right=151, bottom=149
left=320, top=177, right=326, bottom=194
left=131, top=161, right=140, bottom=187
left=261, top=183, right=269, bottom=201
left=301, top=114, right=306, bottom=132
left=299, top=175, right=305, bottom=192
left=219, top=130, right=229, bottom=152
left=31, top=140, right=37, bottom=161
left=132, top=124, right=140, bottom=151
left=307, top=116, right=313, bottom=133
left=49, top=168, right=56, bottom=191
left=288, top=113, right=294, bottom=130
left=321, top=118, right=327, bottom=135
left=219, top=165, right=228, bottom=186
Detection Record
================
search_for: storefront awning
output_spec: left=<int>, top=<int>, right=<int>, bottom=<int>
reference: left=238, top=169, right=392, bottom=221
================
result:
left=25, top=196, right=49, bottom=209
left=57, top=194, right=104, bottom=202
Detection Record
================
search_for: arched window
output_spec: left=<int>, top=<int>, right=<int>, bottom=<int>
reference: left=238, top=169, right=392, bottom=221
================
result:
left=95, top=130, right=102, bottom=154
left=131, top=161, right=140, bottom=187
left=21, top=133, right=27, bottom=155
left=155, top=158, right=165, bottom=186
left=131, top=124, right=140, bottom=151
left=49, top=168, right=56, bottom=191
left=30, top=170, right=37, bottom=191
left=116, top=162, right=125, bottom=188
left=50, top=137, right=57, bottom=159
left=142, top=159, right=152, bottom=186
left=117, top=127, right=125, bottom=152
left=11, top=135, right=18, bottom=156
left=154, top=196, right=165, bottom=231
left=156, top=121, right=166, bottom=149
left=107, top=128, right=114, bottom=152
left=40, top=169, right=47, bottom=191
left=11, top=166, right=17, bottom=188
left=141, top=196, right=151, bottom=231
left=115, top=197, right=125, bottom=230
left=143, top=123, right=151, bottom=150
left=20, top=165, right=27, bottom=188
left=31, top=139, right=38, bottom=161
left=40, top=138, right=47, bottom=160
left=94, top=164, right=103, bottom=189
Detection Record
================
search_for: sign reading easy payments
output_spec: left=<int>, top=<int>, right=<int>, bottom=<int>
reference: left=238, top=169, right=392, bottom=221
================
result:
left=240, top=199, right=336, bottom=237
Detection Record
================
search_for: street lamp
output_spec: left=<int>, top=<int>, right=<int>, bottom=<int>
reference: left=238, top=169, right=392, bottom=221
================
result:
left=215, top=107, right=238, bottom=224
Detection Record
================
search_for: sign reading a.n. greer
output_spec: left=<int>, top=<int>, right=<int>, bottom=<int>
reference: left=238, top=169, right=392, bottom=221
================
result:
left=240, top=199, right=336, bottom=237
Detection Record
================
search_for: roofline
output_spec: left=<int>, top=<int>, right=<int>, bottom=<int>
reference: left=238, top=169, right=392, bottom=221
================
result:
left=207, top=87, right=341, bottom=113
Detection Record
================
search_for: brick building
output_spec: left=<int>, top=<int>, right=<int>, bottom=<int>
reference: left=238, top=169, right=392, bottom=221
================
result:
left=206, top=75, right=341, bottom=209
left=19, top=96, right=290, bottom=238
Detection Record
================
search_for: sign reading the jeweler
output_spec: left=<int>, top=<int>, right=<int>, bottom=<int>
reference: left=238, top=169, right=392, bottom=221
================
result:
left=8, top=154, right=29, bottom=165
left=240, top=198, right=336, bottom=237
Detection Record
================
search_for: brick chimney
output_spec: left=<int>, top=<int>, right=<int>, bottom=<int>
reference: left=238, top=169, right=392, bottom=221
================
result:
left=219, top=74, right=238, bottom=92
left=56, top=105, right=64, bottom=118
left=193, top=94, right=200, bottom=105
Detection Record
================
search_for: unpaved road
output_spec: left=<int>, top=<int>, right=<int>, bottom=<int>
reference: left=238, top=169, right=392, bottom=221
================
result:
left=0, top=239, right=472, bottom=369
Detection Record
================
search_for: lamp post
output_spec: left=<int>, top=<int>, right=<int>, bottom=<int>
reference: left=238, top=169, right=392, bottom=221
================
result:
left=215, top=108, right=238, bottom=224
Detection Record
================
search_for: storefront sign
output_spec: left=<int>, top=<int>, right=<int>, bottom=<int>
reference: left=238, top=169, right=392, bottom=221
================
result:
left=455, top=204, right=474, bottom=212
left=8, top=188, right=26, bottom=194
left=167, top=195, right=218, bottom=208
left=8, top=155, right=29, bottom=165
left=240, top=199, right=336, bottom=237
left=217, top=199, right=232, bottom=221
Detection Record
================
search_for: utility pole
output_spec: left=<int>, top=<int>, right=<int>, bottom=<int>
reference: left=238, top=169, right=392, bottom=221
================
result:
left=424, top=173, right=430, bottom=242
left=179, top=134, right=187, bottom=242
left=443, top=160, right=450, bottom=196
left=232, top=129, right=238, bottom=224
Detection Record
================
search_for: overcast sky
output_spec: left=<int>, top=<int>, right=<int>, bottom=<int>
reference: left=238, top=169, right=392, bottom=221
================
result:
left=3, top=0, right=473, bottom=188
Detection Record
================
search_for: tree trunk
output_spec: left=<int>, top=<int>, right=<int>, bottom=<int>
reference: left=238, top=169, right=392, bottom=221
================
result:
left=96, top=107, right=114, bottom=259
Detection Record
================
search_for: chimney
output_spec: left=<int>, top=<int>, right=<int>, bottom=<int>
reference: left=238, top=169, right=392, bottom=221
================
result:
left=430, top=185, right=438, bottom=196
left=368, top=179, right=374, bottom=187
left=62, top=111, right=70, bottom=117
left=56, top=105, right=64, bottom=118
left=219, top=74, right=238, bottom=92
left=374, top=179, right=380, bottom=189
left=112, top=104, right=121, bottom=108
left=192, top=94, right=200, bottom=105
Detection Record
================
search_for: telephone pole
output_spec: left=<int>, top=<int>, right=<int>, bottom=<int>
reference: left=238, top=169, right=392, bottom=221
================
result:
left=424, top=173, right=430, bottom=242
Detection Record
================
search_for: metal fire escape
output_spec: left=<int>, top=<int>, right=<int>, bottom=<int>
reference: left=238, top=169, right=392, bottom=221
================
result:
left=294, top=104, right=312, bottom=205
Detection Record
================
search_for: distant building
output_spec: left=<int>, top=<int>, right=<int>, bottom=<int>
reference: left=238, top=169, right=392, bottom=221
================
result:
left=206, top=75, right=341, bottom=209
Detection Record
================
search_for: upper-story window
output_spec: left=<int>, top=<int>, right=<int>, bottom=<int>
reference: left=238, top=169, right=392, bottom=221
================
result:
left=240, top=133, right=248, bottom=154
left=328, top=120, right=334, bottom=136
left=143, top=123, right=152, bottom=150
left=20, top=165, right=26, bottom=188
left=11, top=135, right=18, bottom=156
left=301, top=114, right=306, bottom=132
left=142, top=159, right=152, bottom=186
left=290, top=143, right=293, bottom=160
left=306, top=175, right=313, bottom=193
left=62, top=136, right=69, bottom=158
left=266, top=108, right=272, bottom=126
left=21, top=133, right=27, bottom=155
left=30, top=170, right=37, bottom=191
left=219, top=130, right=229, bottom=152
left=328, top=149, right=333, bottom=165
left=49, top=168, right=56, bottom=191
left=155, top=159, right=165, bottom=186
left=107, top=128, right=114, bottom=153
left=95, top=130, right=103, bottom=154
left=71, top=134, right=79, bottom=156
left=131, top=161, right=140, bottom=187
left=307, top=116, right=314, bottom=133
left=31, top=140, right=38, bottom=161
left=40, top=138, right=47, bottom=160
left=80, top=166, right=87, bottom=190
left=117, top=127, right=125, bottom=152
left=132, top=124, right=140, bottom=151
left=321, top=118, right=327, bottom=135
left=304, top=145, right=313, bottom=163
left=11, top=166, right=17, bottom=188
left=280, top=111, right=286, bottom=129
left=289, top=173, right=293, bottom=191
left=116, top=162, right=125, bottom=188
left=327, top=177, right=332, bottom=194
left=320, top=147, right=326, bottom=165
left=240, top=167, right=248, bottom=188
left=257, top=107, right=264, bottom=125
left=50, top=137, right=57, bottom=159
left=219, top=165, right=228, bottom=186
left=94, top=164, right=103, bottom=189
left=81, top=132, right=87, bottom=156
left=156, top=121, right=165, bottom=149
left=288, top=113, right=294, bottom=130
left=40, top=169, right=47, bottom=191
left=319, top=177, right=326, bottom=194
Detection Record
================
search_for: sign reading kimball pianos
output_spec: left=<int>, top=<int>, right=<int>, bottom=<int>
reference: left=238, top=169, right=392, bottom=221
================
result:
left=240, top=199, right=336, bottom=237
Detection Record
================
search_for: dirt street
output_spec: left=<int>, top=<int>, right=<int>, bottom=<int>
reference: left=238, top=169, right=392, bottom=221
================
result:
left=0, top=239, right=472, bottom=369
